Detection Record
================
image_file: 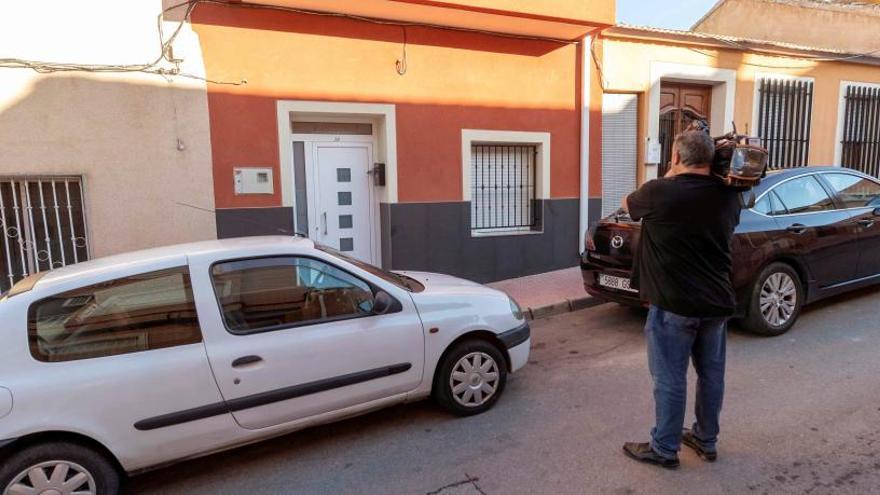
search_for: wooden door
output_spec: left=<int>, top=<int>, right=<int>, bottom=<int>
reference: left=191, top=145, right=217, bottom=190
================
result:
left=658, top=83, right=712, bottom=176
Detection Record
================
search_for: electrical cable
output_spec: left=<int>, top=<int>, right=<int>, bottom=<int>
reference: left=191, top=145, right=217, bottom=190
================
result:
left=0, top=0, right=577, bottom=84
left=396, top=26, right=408, bottom=76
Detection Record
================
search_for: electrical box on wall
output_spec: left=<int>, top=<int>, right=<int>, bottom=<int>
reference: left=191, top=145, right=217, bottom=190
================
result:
left=234, top=167, right=274, bottom=195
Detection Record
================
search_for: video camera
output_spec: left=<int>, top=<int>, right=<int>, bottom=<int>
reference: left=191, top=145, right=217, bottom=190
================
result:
left=686, top=120, right=769, bottom=189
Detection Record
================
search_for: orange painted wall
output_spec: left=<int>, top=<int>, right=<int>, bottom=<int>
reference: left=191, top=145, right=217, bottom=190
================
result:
left=191, top=2, right=599, bottom=208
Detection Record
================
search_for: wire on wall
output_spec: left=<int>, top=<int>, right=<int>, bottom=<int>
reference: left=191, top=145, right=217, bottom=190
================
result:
left=0, top=0, right=577, bottom=84
left=396, top=26, right=408, bottom=76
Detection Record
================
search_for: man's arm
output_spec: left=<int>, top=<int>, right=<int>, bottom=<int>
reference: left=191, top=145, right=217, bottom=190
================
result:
left=623, top=180, right=659, bottom=221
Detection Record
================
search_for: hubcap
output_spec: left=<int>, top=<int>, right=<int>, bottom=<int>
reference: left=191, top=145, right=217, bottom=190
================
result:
left=760, top=272, right=797, bottom=328
left=4, top=460, right=95, bottom=495
left=449, top=351, right=500, bottom=408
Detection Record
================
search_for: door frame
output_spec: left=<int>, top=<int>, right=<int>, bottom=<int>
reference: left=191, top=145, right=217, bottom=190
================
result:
left=647, top=62, right=737, bottom=180
left=277, top=100, right=397, bottom=267
left=296, top=137, right=377, bottom=263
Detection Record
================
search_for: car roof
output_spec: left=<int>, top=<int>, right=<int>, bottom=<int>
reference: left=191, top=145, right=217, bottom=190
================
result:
left=27, top=235, right=314, bottom=294
left=755, top=166, right=870, bottom=193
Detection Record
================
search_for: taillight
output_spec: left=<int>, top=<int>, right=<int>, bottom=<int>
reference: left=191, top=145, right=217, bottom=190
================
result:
left=585, top=229, right=596, bottom=252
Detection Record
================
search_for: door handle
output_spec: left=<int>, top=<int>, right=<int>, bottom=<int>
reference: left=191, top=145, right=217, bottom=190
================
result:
left=322, top=211, right=328, bottom=236
left=857, top=218, right=875, bottom=228
left=786, top=224, right=807, bottom=234
left=232, top=355, right=263, bottom=368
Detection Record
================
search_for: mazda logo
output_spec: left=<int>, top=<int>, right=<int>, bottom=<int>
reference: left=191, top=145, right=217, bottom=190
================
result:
left=610, top=235, right=625, bottom=249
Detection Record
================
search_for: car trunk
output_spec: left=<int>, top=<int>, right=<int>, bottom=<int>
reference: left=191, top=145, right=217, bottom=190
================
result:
left=585, top=211, right=641, bottom=269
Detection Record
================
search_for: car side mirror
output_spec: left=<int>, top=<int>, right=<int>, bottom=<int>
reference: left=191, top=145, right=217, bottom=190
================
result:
left=371, top=290, right=400, bottom=315
left=742, top=191, right=757, bottom=209
left=873, top=207, right=880, bottom=217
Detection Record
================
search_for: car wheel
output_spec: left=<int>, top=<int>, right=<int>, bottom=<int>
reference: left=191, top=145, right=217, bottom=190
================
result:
left=433, top=339, right=507, bottom=416
left=743, top=262, right=803, bottom=336
left=0, top=441, right=121, bottom=495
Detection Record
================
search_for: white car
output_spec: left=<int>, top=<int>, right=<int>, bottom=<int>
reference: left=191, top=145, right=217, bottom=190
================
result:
left=0, top=236, right=529, bottom=494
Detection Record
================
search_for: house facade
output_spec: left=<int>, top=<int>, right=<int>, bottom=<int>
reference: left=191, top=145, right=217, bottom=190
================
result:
left=5, top=0, right=880, bottom=291
left=190, top=0, right=613, bottom=283
left=0, top=0, right=217, bottom=292
left=692, top=0, right=880, bottom=54
left=595, top=25, right=880, bottom=215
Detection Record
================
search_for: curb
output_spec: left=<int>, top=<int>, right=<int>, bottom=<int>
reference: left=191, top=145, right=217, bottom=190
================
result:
left=525, top=296, right=607, bottom=320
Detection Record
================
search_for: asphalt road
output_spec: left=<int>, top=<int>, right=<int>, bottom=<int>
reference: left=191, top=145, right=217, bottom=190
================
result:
left=129, top=287, right=880, bottom=495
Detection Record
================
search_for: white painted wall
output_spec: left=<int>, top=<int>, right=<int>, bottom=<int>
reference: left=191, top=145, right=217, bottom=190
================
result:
left=0, top=0, right=216, bottom=258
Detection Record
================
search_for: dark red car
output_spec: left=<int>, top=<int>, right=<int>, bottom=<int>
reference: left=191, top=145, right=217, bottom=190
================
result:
left=581, top=167, right=880, bottom=335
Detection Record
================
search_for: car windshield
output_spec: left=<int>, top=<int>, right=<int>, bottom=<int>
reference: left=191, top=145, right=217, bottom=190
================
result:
left=315, top=244, right=424, bottom=292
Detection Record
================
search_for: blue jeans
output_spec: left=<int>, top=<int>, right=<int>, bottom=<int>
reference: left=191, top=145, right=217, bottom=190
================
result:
left=645, top=305, right=727, bottom=459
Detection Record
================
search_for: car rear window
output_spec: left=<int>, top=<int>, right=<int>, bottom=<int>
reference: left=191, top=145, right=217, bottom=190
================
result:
left=28, top=267, right=202, bottom=362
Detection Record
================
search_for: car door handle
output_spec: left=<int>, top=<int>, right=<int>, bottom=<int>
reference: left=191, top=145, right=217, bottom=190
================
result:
left=232, top=355, right=263, bottom=368
left=786, top=224, right=807, bottom=234
left=857, top=218, right=875, bottom=228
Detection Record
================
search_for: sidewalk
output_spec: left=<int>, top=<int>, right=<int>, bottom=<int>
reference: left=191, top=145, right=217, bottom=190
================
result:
left=488, top=266, right=603, bottom=320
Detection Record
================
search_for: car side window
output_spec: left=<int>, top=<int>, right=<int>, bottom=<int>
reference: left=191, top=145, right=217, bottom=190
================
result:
left=211, top=256, right=375, bottom=334
left=753, top=191, right=788, bottom=216
left=772, top=176, right=835, bottom=214
left=28, top=267, right=202, bottom=362
left=823, top=173, right=880, bottom=209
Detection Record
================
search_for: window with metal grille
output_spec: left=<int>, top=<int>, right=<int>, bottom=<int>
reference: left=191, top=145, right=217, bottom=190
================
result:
left=840, top=84, right=880, bottom=177
left=0, top=177, right=89, bottom=293
left=470, top=144, right=537, bottom=233
left=756, top=78, right=814, bottom=169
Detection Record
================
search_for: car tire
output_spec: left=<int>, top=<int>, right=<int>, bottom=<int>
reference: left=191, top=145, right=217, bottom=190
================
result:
left=742, top=262, right=803, bottom=336
left=433, top=339, right=508, bottom=416
left=0, top=441, right=121, bottom=495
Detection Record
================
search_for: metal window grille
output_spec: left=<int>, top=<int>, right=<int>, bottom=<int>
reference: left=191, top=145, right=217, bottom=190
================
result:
left=757, top=78, right=813, bottom=169
left=470, top=144, right=537, bottom=232
left=0, top=177, right=89, bottom=292
left=841, top=85, right=880, bottom=177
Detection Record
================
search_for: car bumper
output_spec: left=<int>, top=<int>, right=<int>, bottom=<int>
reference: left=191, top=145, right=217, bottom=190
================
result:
left=498, top=322, right=530, bottom=372
left=580, top=259, right=646, bottom=308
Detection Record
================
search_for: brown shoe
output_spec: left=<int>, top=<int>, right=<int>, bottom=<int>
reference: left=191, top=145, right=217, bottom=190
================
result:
left=681, top=428, right=717, bottom=462
left=622, top=442, right=680, bottom=469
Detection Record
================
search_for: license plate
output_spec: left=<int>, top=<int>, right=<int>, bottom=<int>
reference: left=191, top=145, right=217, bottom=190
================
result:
left=598, top=274, right=638, bottom=293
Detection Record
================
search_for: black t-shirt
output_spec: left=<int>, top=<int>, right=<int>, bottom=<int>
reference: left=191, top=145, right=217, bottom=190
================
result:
left=627, top=173, right=742, bottom=318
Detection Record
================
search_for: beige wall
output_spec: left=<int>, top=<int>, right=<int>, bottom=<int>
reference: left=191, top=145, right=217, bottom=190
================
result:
left=602, top=35, right=880, bottom=182
left=0, top=0, right=216, bottom=259
left=694, top=0, right=880, bottom=54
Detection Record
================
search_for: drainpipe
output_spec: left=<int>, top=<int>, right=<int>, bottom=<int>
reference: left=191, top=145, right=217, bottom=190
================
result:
left=578, top=34, right=592, bottom=254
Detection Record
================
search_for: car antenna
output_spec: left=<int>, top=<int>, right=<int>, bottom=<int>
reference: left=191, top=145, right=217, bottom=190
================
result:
left=175, top=202, right=308, bottom=238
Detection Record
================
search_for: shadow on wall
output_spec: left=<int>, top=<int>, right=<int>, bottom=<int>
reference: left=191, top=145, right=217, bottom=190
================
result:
left=191, top=2, right=567, bottom=58
left=0, top=73, right=217, bottom=258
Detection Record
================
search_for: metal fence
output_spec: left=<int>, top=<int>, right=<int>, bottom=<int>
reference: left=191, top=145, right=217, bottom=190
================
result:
left=757, top=78, right=813, bottom=169
left=0, top=177, right=89, bottom=292
left=470, top=144, right=537, bottom=232
left=841, top=85, right=880, bottom=177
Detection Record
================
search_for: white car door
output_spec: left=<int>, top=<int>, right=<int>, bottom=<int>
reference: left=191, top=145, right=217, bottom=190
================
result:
left=189, top=252, right=425, bottom=430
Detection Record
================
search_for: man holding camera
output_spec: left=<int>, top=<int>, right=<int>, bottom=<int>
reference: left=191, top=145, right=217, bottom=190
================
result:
left=621, top=129, right=743, bottom=469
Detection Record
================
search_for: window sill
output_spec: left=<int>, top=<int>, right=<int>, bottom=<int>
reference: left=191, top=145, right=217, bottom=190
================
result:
left=471, top=228, right=543, bottom=238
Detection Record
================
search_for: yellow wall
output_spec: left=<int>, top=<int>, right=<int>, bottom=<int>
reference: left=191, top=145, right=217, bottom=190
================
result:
left=0, top=0, right=217, bottom=259
left=602, top=35, right=880, bottom=179
left=695, top=0, right=880, bottom=54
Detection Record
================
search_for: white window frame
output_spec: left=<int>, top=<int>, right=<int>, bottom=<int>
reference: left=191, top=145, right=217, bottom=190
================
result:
left=461, top=129, right=550, bottom=237
left=750, top=72, right=815, bottom=168
left=834, top=80, right=880, bottom=166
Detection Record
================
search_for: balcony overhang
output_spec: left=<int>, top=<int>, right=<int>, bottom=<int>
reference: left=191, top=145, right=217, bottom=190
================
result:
left=241, top=0, right=614, bottom=40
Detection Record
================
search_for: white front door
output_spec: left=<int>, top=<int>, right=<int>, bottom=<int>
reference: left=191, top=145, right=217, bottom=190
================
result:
left=310, top=142, right=375, bottom=263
